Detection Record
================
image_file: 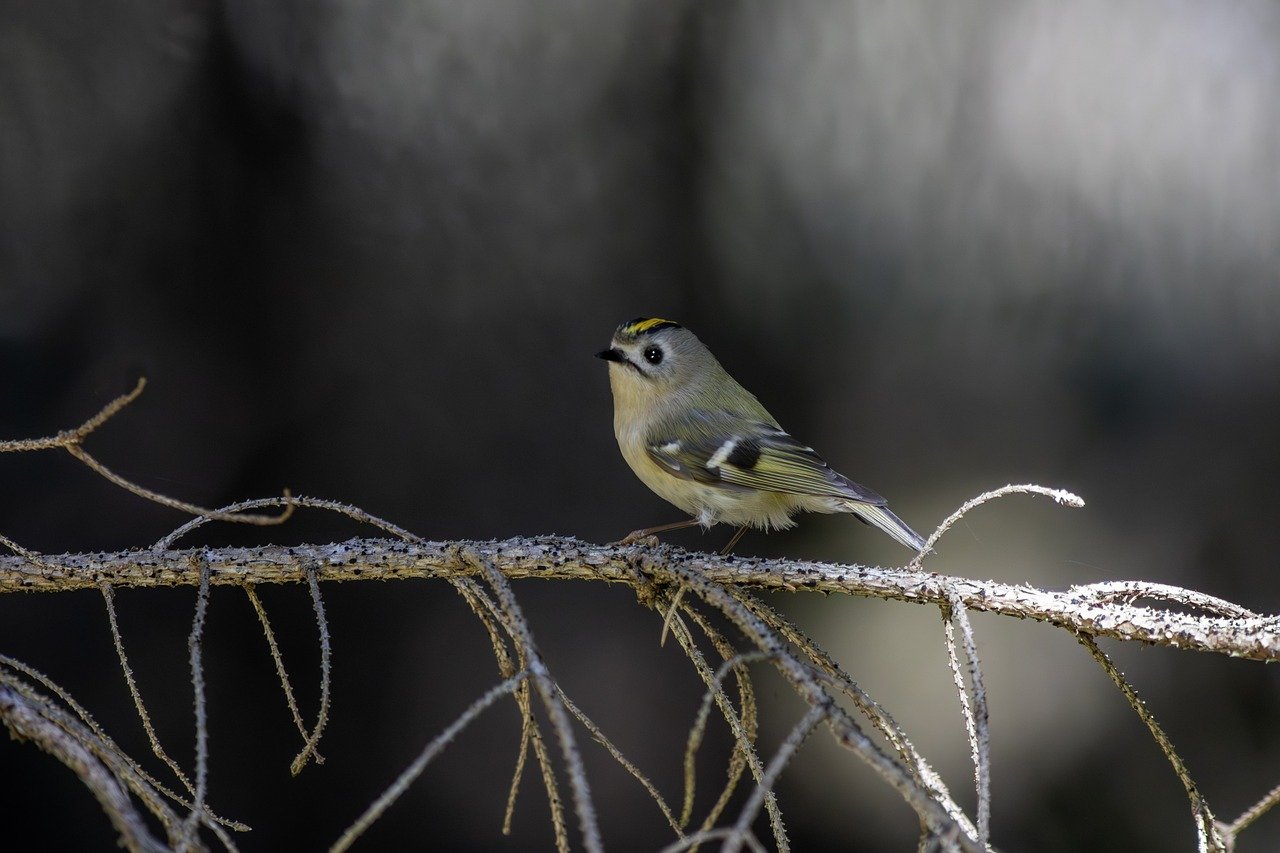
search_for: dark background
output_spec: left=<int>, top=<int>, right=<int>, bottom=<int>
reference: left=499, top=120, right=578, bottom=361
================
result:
left=3, top=2, right=1280, bottom=850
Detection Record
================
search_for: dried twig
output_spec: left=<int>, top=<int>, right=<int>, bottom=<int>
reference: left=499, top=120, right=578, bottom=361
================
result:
left=661, top=827, right=767, bottom=853
left=650, top=553, right=984, bottom=849
left=468, top=550, right=604, bottom=853
left=101, top=582, right=196, bottom=795
left=1221, top=781, right=1280, bottom=841
left=0, top=653, right=246, bottom=842
left=243, top=585, right=325, bottom=766
left=1, top=379, right=291, bottom=527
left=0, top=683, right=171, bottom=853
left=910, top=483, right=1085, bottom=564
left=181, top=554, right=213, bottom=848
left=289, top=565, right=332, bottom=776
left=558, top=687, right=683, bottom=836
left=1069, top=581, right=1259, bottom=619
left=331, top=672, right=530, bottom=853
left=942, top=594, right=991, bottom=848
left=681, top=651, right=775, bottom=835
left=663, top=604, right=784, bottom=848
left=1076, top=632, right=1226, bottom=852
left=726, top=703, right=826, bottom=853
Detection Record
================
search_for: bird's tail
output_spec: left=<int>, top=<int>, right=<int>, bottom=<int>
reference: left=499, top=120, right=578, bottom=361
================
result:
left=844, top=501, right=928, bottom=552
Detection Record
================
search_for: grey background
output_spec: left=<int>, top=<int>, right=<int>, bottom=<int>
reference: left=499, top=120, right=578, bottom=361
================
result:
left=2, top=2, right=1279, bottom=850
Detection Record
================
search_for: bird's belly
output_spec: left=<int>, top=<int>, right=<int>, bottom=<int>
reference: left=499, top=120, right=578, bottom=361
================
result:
left=620, top=443, right=800, bottom=531
left=697, top=489, right=800, bottom=531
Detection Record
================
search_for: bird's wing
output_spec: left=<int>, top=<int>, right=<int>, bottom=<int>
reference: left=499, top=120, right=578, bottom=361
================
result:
left=645, top=409, right=887, bottom=505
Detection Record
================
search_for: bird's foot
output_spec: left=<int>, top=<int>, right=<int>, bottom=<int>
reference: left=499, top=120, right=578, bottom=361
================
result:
left=614, top=530, right=660, bottom=547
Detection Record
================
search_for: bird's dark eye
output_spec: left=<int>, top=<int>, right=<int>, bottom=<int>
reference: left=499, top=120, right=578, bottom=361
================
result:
left=644, top=346, right=663, bottom=365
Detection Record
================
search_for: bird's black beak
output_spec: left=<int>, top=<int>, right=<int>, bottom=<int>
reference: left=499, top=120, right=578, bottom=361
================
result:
left=596, top=348, right=624, bottom=362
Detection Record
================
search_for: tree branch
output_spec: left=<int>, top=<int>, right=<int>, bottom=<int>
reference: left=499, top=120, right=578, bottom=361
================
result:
left=2, top=535, right=1275, bottom=661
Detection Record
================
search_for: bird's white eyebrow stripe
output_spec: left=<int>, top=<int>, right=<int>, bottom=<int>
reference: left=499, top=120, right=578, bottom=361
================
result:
left=707, top=438, right=738, bottom=470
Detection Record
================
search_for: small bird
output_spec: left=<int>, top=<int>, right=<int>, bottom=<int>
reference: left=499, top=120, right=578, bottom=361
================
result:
left=597, top=317, right=926, bottom=554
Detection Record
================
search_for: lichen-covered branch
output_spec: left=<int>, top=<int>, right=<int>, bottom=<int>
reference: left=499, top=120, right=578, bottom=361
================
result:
left=2, top=535, right=1275, bottom=662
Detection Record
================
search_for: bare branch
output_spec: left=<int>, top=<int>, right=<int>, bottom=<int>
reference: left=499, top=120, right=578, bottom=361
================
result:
left=289, top=565, right=331, bottom=776
left=1069, top=581, right=1259, bottom=619
left=1, top=378, right=291, bottom=528
left=331, top=672, right=529, bottom=853
left=0, top=377, right=149, bottom=452
left=1076, top=633, right=1227, bottom=852
left=727, top=589, right=963, bottom=817
left=942, top=594, right=991, bottom=848
left=659, top=554, right=984, bottom=849
left=0, top=652, right=247, bottom=843
left=6, top=535, right=1273, bottom=661
left=66, top=443, right=293, bottom=528
left=0, top=684, right=171, bottom=853
left=681, top=651, right=776, bottom=836
left=182, top=555, right=213, bottom=848
left=1222, top=781, right=1280, bottom=840
left=558, top=686, right=683, bottom=836
left=910, top=483, right=1084, bottom=563
left=451, top=575, right=568, bottom=850
left=726, top=703, right=825, bottom=853
left=661, top=827, right=767, bottom=853
left=243, top=585, right=325, bottom=767
left=101, top=582, right=197, bottom=797
left=467, top=549, right=604, bottom=853
left=664, top=601, right=784, bottom=847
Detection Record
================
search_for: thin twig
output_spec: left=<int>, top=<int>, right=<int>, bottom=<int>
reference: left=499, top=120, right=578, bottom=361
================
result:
left=654, top=553, right=985, bottom=850
left=469, top=550, right=604, bottom=853
left=1075, top=632, right=1226, bottom=852
left=675, top=603, right=773, bottom=847
left=330, top=672, right=529, bottom=853
left=660, top=583, right=690, bottom=646
left=451, top=576, right=566, bottom=848
left=728, top=590, right=942, bottom=797
left=0, top=378, right=148, bottom=452
left=1222, top=781, right=1280, bottom=838
left=660, top=826, right=768, bottom=853
left=66, top=443, right=293, bottom=527
left=0, top=653, right=248, bottom=839
left=100, top=582, right=195, bottom=795
left=663, top=603, right=785, bottom=848
left=1, top=378, right=291, bottom=527
left=0, top=683, right=171, bottom=853
left=182, top=554, right=213, bottom=847
left=727, top=704, right=827, bottom=853
left=154, top=495, right=415, bottom=551
left=243, top=585, right=325, bottom=765
left=289, top=565, right=332, bottom=776
left=558, top=686, right=684, bottom=836
left=1069, top=581, right=1259, bottom=619
left=681, top=651, right=774, bottom=832
left=910, top=483, right=1085, bottom=567
left=942, top=593, right=991, bottom=848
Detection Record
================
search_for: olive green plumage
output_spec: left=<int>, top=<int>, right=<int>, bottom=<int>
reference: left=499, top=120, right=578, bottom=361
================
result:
left=597, top=318, right=925, bottom=552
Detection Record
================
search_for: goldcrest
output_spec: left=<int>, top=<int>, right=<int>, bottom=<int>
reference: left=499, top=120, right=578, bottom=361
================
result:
left=597, top=317, right=925, bottom=553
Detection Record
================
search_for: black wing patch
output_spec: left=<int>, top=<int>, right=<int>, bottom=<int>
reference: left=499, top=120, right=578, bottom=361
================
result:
left=644, top=410, right=886, bottom=505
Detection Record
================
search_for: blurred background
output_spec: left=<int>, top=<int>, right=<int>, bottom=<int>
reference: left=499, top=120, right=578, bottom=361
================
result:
left=3, top=1, right=1280, bottom=849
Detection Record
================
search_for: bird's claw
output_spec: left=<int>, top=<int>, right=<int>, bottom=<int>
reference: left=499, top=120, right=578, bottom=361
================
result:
left=615, top=530, right=660, bottom=548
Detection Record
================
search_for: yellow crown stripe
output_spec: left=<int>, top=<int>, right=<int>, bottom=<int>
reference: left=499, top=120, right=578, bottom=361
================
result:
left=625, top=317, right=679, bottom=334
